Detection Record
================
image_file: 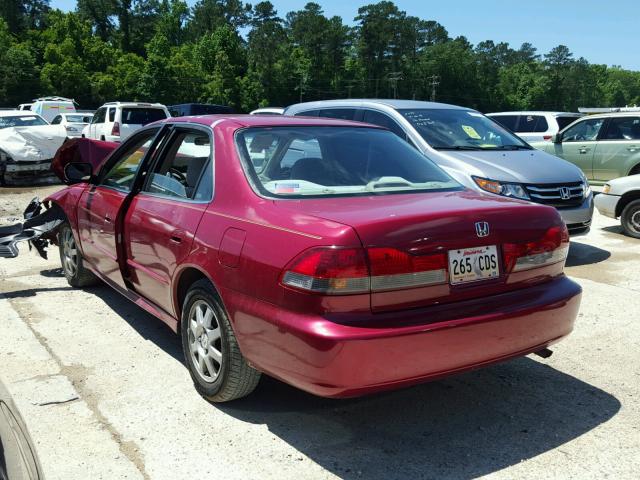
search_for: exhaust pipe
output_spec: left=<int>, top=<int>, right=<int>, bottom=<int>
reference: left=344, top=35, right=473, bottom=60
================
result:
left=534, top=348, right=553, bottom=359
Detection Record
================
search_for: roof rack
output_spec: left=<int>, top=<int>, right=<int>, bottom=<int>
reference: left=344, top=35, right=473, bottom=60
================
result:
left=32, top=96, right=78, bottom=104
left=579, top=106, right=640, bottom=113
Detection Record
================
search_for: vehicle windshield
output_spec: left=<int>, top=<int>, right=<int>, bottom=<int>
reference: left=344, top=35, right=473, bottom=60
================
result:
left=399, top=108, right=531, bottom=150
left=121, top=108, right=167, bottom=125
left=237, top=126, right=460, bottom=198
left=0, top=115, right=48, bottom=129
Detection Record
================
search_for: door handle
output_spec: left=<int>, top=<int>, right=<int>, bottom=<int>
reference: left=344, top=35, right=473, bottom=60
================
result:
left=170, top=230, right=184, bottom=243
left=104, top=215, right=112, bottom=223
left=579, top=148, right=590, bottom=154
left=627, top=146, right=638, bottom=152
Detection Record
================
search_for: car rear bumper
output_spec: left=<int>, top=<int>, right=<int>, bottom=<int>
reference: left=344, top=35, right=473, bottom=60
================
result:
left=594, top=193, right=619, bottom=219
left=226, top=276, right=582, bottom=398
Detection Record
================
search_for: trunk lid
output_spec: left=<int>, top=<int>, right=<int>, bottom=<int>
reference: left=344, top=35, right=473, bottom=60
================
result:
left=276, top=190, right=563, bottom=311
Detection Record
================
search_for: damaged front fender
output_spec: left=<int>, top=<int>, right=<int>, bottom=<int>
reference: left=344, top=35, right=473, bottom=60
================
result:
left=0, top=198, right=65, bottom=259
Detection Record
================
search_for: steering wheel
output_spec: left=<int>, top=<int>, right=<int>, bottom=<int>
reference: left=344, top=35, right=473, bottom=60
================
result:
left=168, top=167, right=187, bottom=184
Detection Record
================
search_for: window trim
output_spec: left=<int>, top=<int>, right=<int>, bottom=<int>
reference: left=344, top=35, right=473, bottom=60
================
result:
left=138, top=123, right=214, bottom=204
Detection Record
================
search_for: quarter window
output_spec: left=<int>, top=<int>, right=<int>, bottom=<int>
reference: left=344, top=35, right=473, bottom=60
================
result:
left=108, top=108, right=116, bottom=122
left=101, top=129, right=159, bottom=191
left=145, top=130, right=212, bottom=200
left=562, top=118, right=604, bottom=142
left=602, top=117, right=640, bottom=141
left=51, top=115, right=62, bottom=125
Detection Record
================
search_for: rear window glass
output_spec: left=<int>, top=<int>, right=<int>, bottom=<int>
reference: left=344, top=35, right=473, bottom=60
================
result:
left=0, top=115, right=48, bottom=129
left=121, top=108, right=167, bottom=125
left=490, top=115, right=518, bottom=131
left=556, top=116, right=581, bottom=130
left=515, top=115, right=548, bottom=133
left=236, top=126, right=460, bottom=198
left=66, top=115, right=90, bottom=123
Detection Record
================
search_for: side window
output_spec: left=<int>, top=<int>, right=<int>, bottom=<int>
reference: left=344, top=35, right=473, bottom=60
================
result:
left=145, top=130, right=212, bottom=200
left=108, top=108, right=116, bottom=122
left=101, top=129, right=159, bottom=191
left=517, top=115, right=548, bottom=133
left=490, top=115, right=518, bottom=131
left=319, top=109, right=356, bottom=120
left=363, top=110, right=407, bottom=139
left=602, top=117, right=640, bottom=141
left=294, top=109, right=322, bottom=118
left=562, top=118, right=604, bottom=142
left=51, top=115, right=62, bottom=125
left=92, top=108, right=106, bottom=124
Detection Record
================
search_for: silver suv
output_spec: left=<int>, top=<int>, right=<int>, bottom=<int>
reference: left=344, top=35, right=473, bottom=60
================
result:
left=285, top=99, right=594, bottom=235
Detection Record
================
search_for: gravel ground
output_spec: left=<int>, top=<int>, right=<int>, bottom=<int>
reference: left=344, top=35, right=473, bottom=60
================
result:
left=1, top=184, right=639, bottom=480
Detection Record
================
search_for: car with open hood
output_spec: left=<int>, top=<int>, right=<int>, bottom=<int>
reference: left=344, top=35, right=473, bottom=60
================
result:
left=4, top=115, right=581, bottom=402
left=285, top=100, right=594, bottom=235
left=0, top=110, right=67, bottom=184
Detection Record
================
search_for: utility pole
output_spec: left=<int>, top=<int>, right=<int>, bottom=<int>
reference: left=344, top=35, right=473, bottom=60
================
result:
left=387, top=72, right=403, bottom=99
left=428, top=74, right=440, bottom=101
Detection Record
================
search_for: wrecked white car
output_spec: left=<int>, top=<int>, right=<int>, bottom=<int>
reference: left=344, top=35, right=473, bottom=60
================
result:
left=0, top=110, right=67, bottom=184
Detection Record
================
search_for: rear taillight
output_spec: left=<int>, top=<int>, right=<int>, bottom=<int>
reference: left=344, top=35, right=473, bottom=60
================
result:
left=503, top=224, right=569, bottom=273
left=281, top=247, right=447, bottom=295
left=111, top=122, right=120, bottom=136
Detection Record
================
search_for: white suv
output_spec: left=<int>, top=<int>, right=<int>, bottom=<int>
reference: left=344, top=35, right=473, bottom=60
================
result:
left=487, top=111, right=582, bottom=143
left=84, top=102, right=170, bottom=142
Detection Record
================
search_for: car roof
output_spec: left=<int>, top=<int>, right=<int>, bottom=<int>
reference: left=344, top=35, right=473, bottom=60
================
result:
left=285, top=99, right=469, bottom=112
left=101, top=102, right=167, bottom=108
left=0, top=110, right=42, bottom=117
left=487, top=111, right=582, bottom=117
left=161, top=114, right=385, bottom=129
left=576, top=111, right=640, bottom=120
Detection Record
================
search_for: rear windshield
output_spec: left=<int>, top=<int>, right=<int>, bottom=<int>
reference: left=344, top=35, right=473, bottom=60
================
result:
left=236, top=126, right=460, bottom=198
left=121, top=108, right=167, bottom=125
left=66, top=114, right=92, bottom=123
left=399, top=109, right=531, bottom=151
left=0, top=115, right=48, bottom=129
left=514, top=115, right=548, bottom=133
left=556, top=116, right=581, bottom=130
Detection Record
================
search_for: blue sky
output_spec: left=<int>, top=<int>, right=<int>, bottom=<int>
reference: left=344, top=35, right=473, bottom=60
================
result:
left=50, top=0, right=640, bottom=70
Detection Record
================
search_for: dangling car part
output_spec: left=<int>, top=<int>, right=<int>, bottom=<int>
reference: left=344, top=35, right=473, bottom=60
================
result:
left=0, top=138, right=118, bottom=259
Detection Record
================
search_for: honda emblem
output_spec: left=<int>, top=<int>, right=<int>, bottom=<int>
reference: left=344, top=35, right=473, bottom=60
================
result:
left=560, top=187, right=571, bottom=200
left=475, top=221, right=490, bottom=238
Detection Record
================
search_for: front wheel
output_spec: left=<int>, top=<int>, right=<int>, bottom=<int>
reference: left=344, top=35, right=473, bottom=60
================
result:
left=58, top=223, right=99, bottom=287
left=181, top=279, right=261, bottom=402
left=621, top=199, right=640, bottom=239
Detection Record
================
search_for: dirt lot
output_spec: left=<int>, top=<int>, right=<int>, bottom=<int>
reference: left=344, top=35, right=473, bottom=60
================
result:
left=1, top=184, right=639, bottom=480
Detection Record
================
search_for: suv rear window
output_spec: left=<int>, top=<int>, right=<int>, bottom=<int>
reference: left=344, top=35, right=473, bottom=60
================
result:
left=490, top=115, right=518, bottom=131
left=515, top=115, right=548, bottom=133
left=237, top=126, right=460, bottom=198
left=121, top=108, right=167, bottom=125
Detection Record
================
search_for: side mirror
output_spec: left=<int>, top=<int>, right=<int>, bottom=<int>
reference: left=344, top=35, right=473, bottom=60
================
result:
left=551, top=133, right=562, bottom=144
left=64, top=162, right=93, bottom=184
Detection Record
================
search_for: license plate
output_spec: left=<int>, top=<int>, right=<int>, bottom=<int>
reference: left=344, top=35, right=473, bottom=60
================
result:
left=448, top=245, right=499, bottom=285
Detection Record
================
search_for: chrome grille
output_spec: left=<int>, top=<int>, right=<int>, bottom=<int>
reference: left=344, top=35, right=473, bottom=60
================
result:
left=525, top=182, right=585, bottom=208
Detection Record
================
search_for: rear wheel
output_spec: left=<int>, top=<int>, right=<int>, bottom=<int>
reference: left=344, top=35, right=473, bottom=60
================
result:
left=181, top=279, right=261, bottom=402
left=58, top=223, right=99, bottom=287
left=621, top=199, right=640, bottom=239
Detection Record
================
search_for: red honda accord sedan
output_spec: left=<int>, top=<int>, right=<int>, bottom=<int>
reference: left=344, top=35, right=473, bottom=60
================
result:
left=43, top=115, right=581, bottom=402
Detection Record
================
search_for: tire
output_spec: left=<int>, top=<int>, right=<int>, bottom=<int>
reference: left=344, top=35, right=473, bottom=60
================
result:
left=621, top=199, right=640, bottom=239
left=181, top=279, right=261, bottom=402
left=58, top=223, right=99, bottom=287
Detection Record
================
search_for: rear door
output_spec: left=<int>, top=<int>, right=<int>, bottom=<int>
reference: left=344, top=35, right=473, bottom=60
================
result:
left=77, top=127, right=165, bottom=289
left=120, top=107, right=168, bottom=141
left=123, top=125, right=212, bottom=313
left=592, top=116, right=640, bottom=181
left=550, top=117, right=605, bottom=180
left=90, top=108, right=106, bottom=139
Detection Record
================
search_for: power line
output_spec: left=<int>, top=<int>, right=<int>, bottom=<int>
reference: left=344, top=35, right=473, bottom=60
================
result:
left=428, top=74, right=440, bottom=101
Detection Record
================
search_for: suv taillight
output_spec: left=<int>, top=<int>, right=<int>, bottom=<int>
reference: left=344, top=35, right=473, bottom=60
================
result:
left=281, top=247, right=447, bottom=295
left=503, top=224, right=569, bottom=273
left=111, top=121, right=120, bottom=136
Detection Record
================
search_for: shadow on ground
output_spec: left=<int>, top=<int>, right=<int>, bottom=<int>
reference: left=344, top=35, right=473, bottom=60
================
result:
left=21, top=271, right=619, bottom=479
left=566, top=241, right=611, bottom=267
